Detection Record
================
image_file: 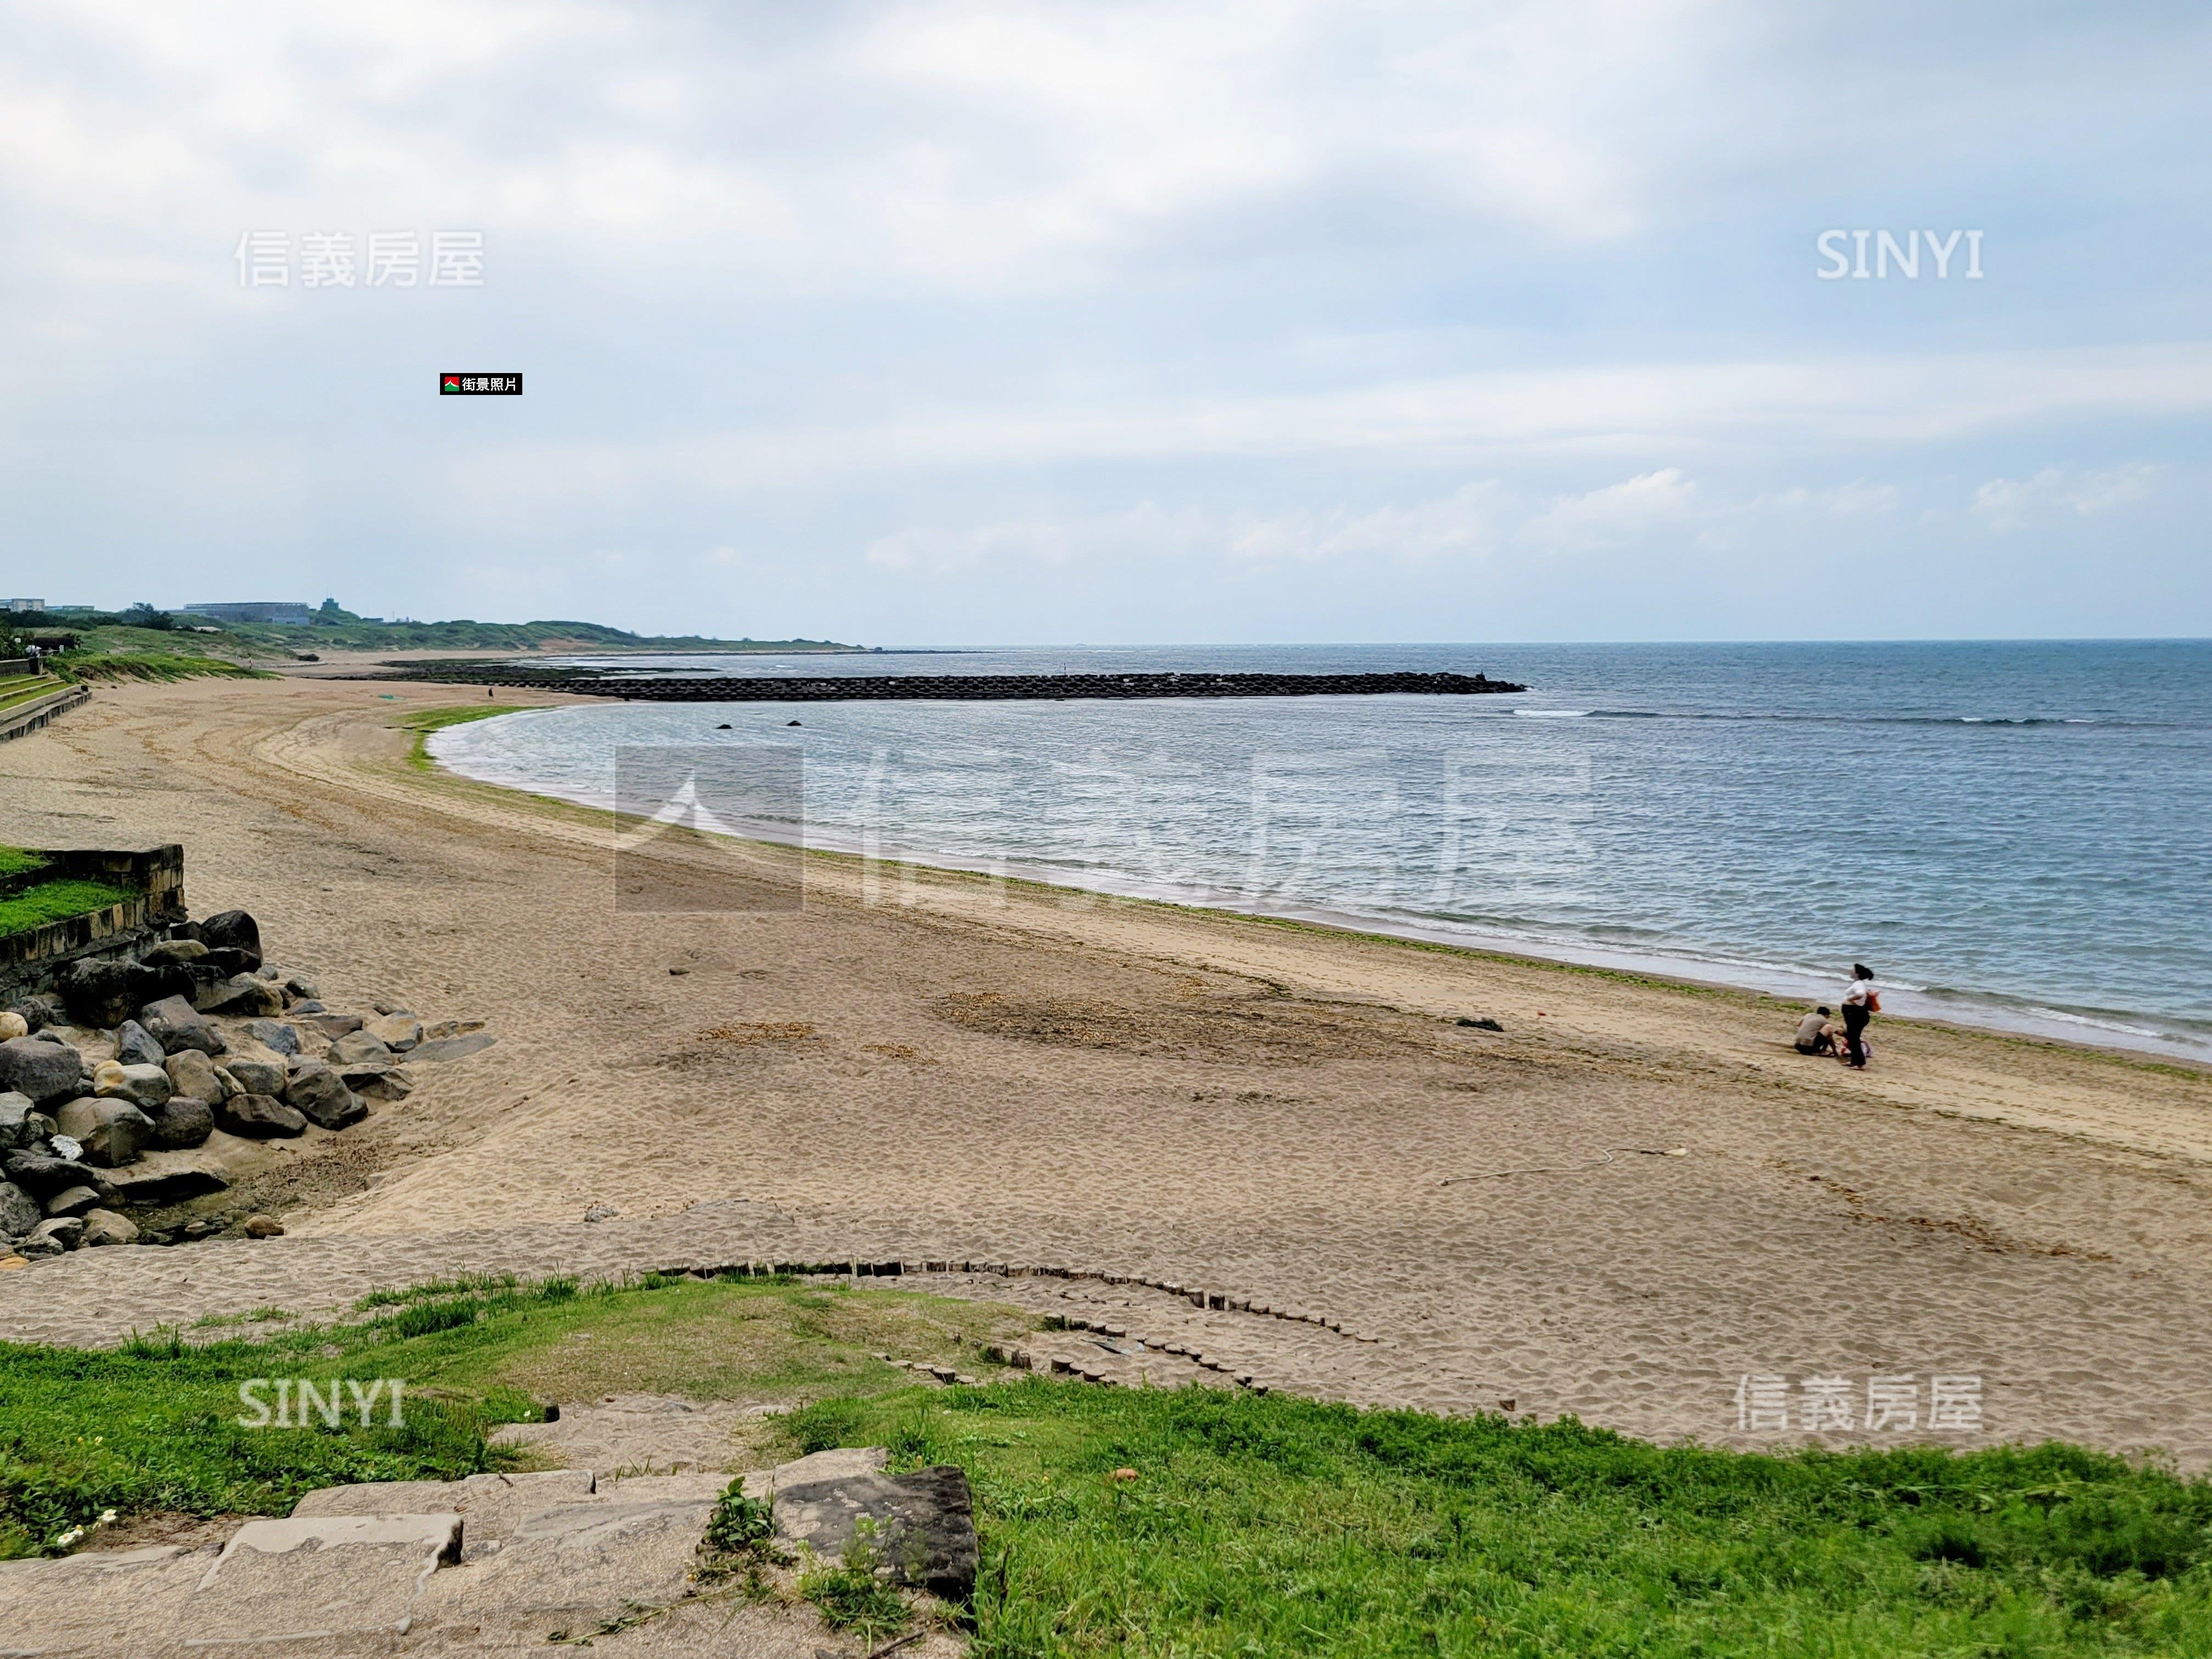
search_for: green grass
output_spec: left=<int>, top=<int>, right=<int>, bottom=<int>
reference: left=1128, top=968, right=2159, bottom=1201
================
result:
left=54, top=652, right=276, bottom=684
left=0, top=878, right=136, bottom=940
left=7, top=1275, right=2208, bottom=1654
left=393, top=704, right=537, bottom=771
left=0, top=847, right=49, bottom=878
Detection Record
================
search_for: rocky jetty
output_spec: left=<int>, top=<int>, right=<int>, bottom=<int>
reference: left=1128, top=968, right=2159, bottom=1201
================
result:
left=1, top=909, right=488, bottom=1263
left=354, top=664, right=1530, bottom=701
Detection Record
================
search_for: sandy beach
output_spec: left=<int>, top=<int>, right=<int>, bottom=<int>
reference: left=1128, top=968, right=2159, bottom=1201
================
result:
left=6, top=674, right=2212, bottom=1463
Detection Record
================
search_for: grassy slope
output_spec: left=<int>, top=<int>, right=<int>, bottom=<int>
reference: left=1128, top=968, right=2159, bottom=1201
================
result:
left=2, top=1274, right=2207, bottom=1654
left=0, top=878, right=135, bottom=939
left=55, top=651, right=276, bottom=684
left=44, top=614, right=856, bottom=657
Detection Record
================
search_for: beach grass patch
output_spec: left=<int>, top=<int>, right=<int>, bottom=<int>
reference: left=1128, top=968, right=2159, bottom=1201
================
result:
left=0, top=847, right=50, bottom=878
left=0, top=878, right=137, bottom=940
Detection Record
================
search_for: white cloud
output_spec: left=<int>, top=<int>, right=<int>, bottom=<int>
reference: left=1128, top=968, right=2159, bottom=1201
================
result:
left=1971, top=464, right=2160, bottom=532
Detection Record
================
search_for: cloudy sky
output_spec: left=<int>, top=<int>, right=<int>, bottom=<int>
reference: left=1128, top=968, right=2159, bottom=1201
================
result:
left=6, top=1, right=2208, bottom=644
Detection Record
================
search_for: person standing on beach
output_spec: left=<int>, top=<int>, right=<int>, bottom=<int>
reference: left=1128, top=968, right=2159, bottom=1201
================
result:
left=1840, top=965, right=1880, bottom=1068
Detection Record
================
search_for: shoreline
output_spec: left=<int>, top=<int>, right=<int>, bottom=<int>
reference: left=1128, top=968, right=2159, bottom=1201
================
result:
left=428, top=713, right=2212, bottom=1071
left=9, top=675, right=2212, bottom=1466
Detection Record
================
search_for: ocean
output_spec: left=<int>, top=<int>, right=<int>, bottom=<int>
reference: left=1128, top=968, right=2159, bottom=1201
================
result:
left=427, top=640, right=2212, bottom=1060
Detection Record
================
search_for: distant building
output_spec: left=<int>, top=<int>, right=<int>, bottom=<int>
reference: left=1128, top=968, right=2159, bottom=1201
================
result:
left=183, top=602, right=314, bottom=624
left=5, top=599, right=42, bottom=613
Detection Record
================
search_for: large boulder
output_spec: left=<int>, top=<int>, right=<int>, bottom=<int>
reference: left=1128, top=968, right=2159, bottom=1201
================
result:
left=78, top=1207, right=138, bottom=1246
left=0, top=1179, right=40, bottom=1239
left=145, top=1096, right=216, bottom=1150
left=198, top=909, right=262, bottom=970
left=222, top=1057, right=287, bottom=1096
left=298, top=1011, right=364, bottom=1038
left=328, top=1030, right=393, bottom=1066
left=284, top=1062, right=366, bottom=1130
left=113, top=1019, right=165, bottom=1066
left=238, top=1019, right=302, bottom=1057
left=2, top=1149, right=113, bottom=1199
left=60, top=958, right=191, bottom=1028
left=0, top=1036, right=86, bottom=1107
left=139, top=995, right=224, bottom=1057
left=53, top=1098, right=155, bottom=1167
left=340, top=1064, right=412, bottom=1102
left=164, top=1047, right=228, bottom=1102
left=43, top=1183, right=100, bottom=1217
left=95, top=1063, right=172, bottom=1111
left=1, top=1091, right=55, bottom=1152
left=24, top=1215, right=82, bottom=1254
left=207, top=975, right=285, bottom=1018
left=215, top=1093, right=307, bottom=1139
left=142, top=937, right=209, bottom=966
left=104, top=1149, right=230, bottom=1204
left=0, top=1011, right=25, bottom=1042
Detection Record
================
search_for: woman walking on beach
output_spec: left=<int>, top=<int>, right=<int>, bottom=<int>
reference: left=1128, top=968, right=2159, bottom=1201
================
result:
left=1840, top=964, right=1880, bottom=1068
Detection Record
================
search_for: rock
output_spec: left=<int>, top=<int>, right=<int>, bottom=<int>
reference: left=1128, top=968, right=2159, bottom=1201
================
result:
left=583, top=1204, right=618, bottom=1222
left=364, top=1013, right=424, bottom=1052
left=284, top=973, right=321, bottom=1001
left=146, top=1095, right=216, bottom=1150
left=53, top=1097, right=156, bottom=1166
left=163, top=1047, right=227, bottom=1101
left=15, top=1228, right=64, bottom=1258
left=222, top=1056, right=287, bottom=1096
left=104, top=1149, right=231, bottom=1203
left=27, top=1215, right=83, bottom=1252
left=183, top=1218, right=212, bottom=1236
left=95, top=1062, right=173, bottom=1110
left=341, top=1065, right=413, bottom=1102
left=289, top=999, right=326, bottom=1013
left=771, top=1461, right=978, bottom=1599
left=208, top=975, right=285, bottom=1017
left=0, top=1179, right=40, bottom=1239
left=0, top=1035, right=85, bottom=1106
left=285, top=1062, right=366, bottom=1130
left=244, top=1212, right=285, bottom=1238
left=298, top=1011, right=365, bottom=1037
left=143, top=937, right=209, bottom=964
left=44, top=1184, right=100, bottom=1216
left=198, top=909, right=263, bottom=970
left=410, top=1033, right=496, bottom=1063
left=112, top=1019, right=165, bottom=1065
left=79, top=1207, right=138, bottom=1246
left=239, top=1019, right=302, bottom=1057
left=1, top=1091, right=53, bottom=1152
left=5, top=995, right=58, bottom=1032
left=2, top=1149, right=112, bottom=1198
left=139, top=994, right=225, bottom=1056
left=0, top=1012, right=25, bottom=1041
left=215, top=1093, right=308, bottom=1138
left=423, top=1019, right=486, bottom=1040
left=328, top=1030, right=393, bottom=1066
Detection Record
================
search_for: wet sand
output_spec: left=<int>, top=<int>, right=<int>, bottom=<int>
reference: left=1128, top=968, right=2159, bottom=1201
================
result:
left=5, top=675, right=2212, bottom=1463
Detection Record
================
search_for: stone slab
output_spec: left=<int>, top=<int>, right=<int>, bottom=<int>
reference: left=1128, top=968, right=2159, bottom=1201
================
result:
left=772, top=1464, right=978, bottom=1600
left=291, top=1469, right=595, bottom=1557
left=171, top=1513, right=462, bottom=1645
left=0, top=1544, right=203, bottom=1657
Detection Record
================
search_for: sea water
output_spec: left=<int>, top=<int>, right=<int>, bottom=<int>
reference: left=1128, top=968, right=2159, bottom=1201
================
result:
left=428, top=640, right=2212, bottom=1059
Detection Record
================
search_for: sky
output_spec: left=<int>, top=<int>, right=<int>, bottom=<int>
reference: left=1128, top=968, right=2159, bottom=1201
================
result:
left=4, top=0, right=2209, bottom=645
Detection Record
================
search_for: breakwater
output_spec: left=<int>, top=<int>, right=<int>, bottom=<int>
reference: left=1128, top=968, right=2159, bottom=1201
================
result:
left=361, top=667, right=1528, bottom=702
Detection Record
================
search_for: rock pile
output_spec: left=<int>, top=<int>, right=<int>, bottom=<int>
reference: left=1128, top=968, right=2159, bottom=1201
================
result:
left=1, top=909, right=488, bottom=1263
